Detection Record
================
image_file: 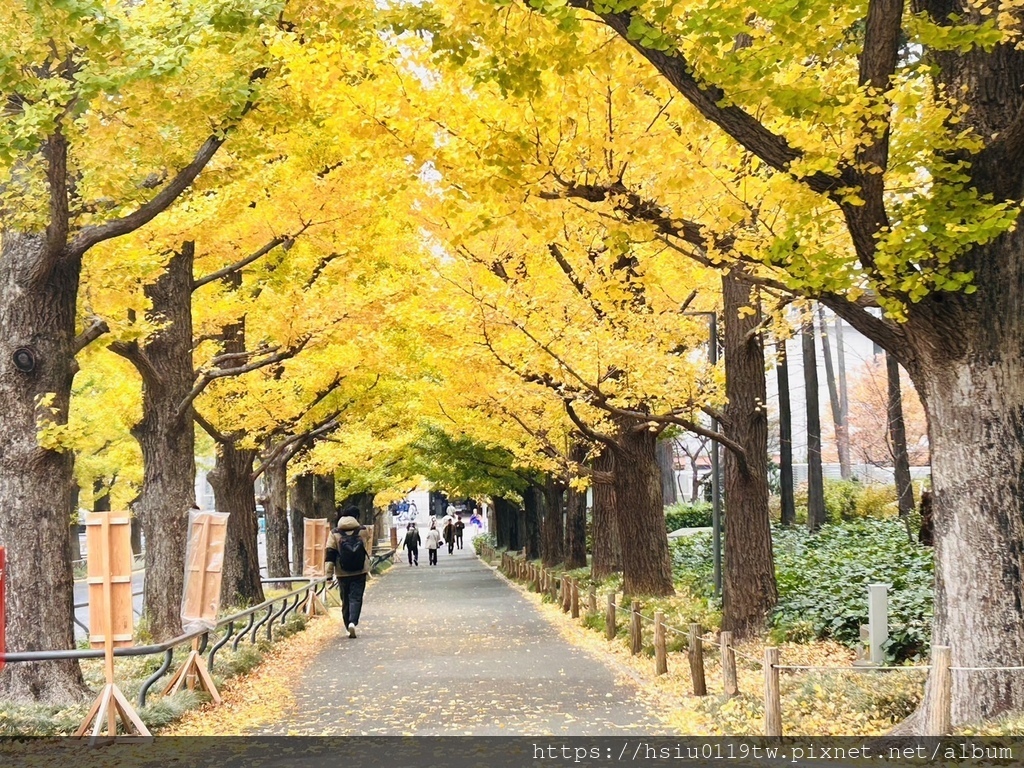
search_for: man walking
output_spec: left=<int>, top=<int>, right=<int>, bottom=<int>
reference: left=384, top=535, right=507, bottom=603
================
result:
left=325, top=506, right=372, bottom=638
left=403, top=522, right=421, bottom=566
left=454, top=515, right=465, bottom=550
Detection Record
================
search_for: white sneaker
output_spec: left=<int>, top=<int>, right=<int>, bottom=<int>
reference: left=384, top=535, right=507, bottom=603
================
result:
left=348, top=622, right=357, bottom=638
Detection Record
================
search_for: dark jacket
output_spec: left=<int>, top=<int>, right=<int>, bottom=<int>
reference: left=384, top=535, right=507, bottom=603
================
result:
left=325, top=516, right=372, bottom=577
left=403, top=529, right=421, bottom=549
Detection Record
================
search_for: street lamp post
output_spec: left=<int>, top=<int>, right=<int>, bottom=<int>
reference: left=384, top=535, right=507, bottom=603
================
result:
left=684, top=311, right=722, bottom=597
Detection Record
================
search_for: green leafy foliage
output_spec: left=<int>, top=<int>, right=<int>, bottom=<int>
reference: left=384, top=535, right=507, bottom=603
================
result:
left=672, top=520, right=933, bottom=662
left=664, top=501, right=713, bottom=531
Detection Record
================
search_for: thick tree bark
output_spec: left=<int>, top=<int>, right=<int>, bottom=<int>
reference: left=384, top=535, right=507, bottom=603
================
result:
left=819, top=306, right=852, bottom=479
left=802, top=320, right=826, bottom=530
left=289, top=472, right=315, bottom=576
left=886, top=352, right=915, bottom=517
left=776, top=340, right=796, bottom=527
left=541, top=476, right=565, bottom=567
left=720, top=272, right=776, bottom=638
left=114, top=244, right=196, bottom=641
left=0, top=234, right=87, bottom=703
left=314, top=473, right=336, bottom=523
left=208, top=441, right=263, bottom=607
left=590, top=449, right=622, bottom=580
left=522, top=484, right=543, bottom=560
left=610, top=419, right=674, bottom=596
left=494, top=496, right=519, bottom=550
left=564, top=445, right=589, bottom=569
left=264, top=456, right=290, bottom=585
left=656, top=438, right=678, bottom=505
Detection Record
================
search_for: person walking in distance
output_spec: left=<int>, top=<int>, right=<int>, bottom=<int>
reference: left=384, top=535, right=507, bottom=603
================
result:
left=443, top=516, right=455, bottom=555
left=325, top=506, right=371, bottom=638
left=454, top=515, right=465, bottom=550
left=425, top=519, right=441, bottom=566
left=403, top=522, right=421, bottom=566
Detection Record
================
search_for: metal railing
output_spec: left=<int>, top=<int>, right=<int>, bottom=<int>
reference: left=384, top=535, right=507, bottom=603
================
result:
left=4, top=577, right=330, bottom=709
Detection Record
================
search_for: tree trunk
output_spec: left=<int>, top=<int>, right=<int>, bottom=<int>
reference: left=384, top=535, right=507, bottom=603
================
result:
left=494, top=496, right=519, bottom=550
left=209, top=441, right=263, bottom=608
left=610, top=419, right=674, bottom=596
left=720, top=271, right=776, bottom=638
left=776, top=340, right=796, bottom=527
left=564, top=444, right=588, bottom=569
left=289, top=472, right=315, bottom=576
left=0, top=234, right=87, bottom=703
left=69, top=483, right=81, bottom=563
left=802, top=320, right=826, bottom=530
left=886, top=352, right=915, bottom=518
left=541, top=476, right=565, bottom=567
left=656, top=438, right=678, bottom=505
left=818, top=305, right=852, bottom=479
left=314, top=473, right=336, bottom=523
left=591, top=449, right=621, bottom=580
left=264, top=456, right=290, bottom=586
left=117, top=244, right=197, bottom=641
left=522, top=484, right=543, bottom=560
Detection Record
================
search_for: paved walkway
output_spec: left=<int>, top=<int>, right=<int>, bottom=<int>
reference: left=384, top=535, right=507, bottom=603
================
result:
left=260, top=545, right=666, bottom=735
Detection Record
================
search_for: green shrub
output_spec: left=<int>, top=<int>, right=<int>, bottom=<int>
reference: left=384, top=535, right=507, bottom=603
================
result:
left=665, top=501, right=713, bottom=532
left=771, top=520, right=933, bottom=662
left=853, top=484, right=898, bottom=519
left=473, top=532, right=496, bottom=555
left=672, top=520, right=933, bottom=662
left=823, top=479, right=861, bottom=522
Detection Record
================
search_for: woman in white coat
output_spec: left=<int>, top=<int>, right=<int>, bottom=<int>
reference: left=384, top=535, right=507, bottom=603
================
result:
left=424, top=519, right=442, bottom=566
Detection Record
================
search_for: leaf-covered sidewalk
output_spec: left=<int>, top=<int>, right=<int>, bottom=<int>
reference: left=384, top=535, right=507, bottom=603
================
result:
left=236, top=547, right=666, bottom=735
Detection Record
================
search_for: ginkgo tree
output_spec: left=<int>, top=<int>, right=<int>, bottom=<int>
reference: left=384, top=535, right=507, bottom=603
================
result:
left=413, top=0, right=1024, bottom=726
left=0, top=0, right=297, bottom=703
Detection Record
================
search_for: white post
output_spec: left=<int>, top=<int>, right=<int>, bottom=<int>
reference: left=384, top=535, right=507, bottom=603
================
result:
left=868, top=583, right=889, bottom=664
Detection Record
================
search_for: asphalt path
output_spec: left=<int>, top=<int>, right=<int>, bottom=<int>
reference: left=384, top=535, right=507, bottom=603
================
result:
left=260, top=542, right=667, bottom=735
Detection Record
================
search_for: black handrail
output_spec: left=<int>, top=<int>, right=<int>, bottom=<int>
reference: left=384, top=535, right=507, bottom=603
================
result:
left=4, top=578, right=329, bottom=709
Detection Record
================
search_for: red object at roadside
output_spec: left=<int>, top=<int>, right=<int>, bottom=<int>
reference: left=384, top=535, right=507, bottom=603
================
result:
left=0, top=547, right=5, bottom=672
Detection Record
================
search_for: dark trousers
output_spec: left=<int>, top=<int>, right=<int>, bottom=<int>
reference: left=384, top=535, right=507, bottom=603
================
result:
left=455, top=532, right=463, bottom=549
left=428, top=548, right=438, bottom=565
left=407, top=546, right=419, bottom=565
left=447, top=538, right=454, bottom=554
left=339, top=573, right=367, bottom=626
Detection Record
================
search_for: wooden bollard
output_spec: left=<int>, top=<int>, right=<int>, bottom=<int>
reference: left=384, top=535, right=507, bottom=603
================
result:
left=654, top=612, right=667, bottom=675
left=764, top=647, right=782, bottom=737
left=561, top=576, right=571, bottom=612
left=720, top=630, right=738, bottom=695
left=689, top=623, right=707, bottom=695
left=588, top=584, right=597, bottom=614
left=924, top=645, right=952, bottom=736
left=630, top=600, right=642, bottom=655
left=605, top=592, right=616, bottom=640
left=570, top=580, right=580, bottom=619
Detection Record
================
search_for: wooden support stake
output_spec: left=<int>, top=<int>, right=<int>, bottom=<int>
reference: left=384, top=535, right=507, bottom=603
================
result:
left=689, top=623, right=707, bottom=695
left=605, top=592, right=616, bottom=640
left=654, top=612, right=667, bottom=675
left=303, top=588, right=328, bottom=617
left=570, top=580, right=580, bottom=619
left=764, top=647, right=782, bottom=737
left=561, top=576, right=571, bottom=613
left=630, top=600, right=642, bottom=655
left=163, top=638, right=222, bottom=705
left=924, top=645, right=952, bottom=736
left=588, top=584, right=597, bottom=614
left=720, top=630, right=738, bottom=695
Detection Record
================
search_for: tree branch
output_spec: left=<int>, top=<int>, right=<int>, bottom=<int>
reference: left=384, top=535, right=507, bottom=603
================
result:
left=108, top=339, right=164, bottom=387
left=565, top=2, right=853, bottom=196
left=174, top=335, right=311, bottom=421
left=193, top=235, right=291, bottom=290
left=72, top=317, right=109, bottom=356
left=34, top=129, right=71, bottom=284
left=564, top=399, right=617, bottom=448
left=193, top=409, right=229, bottom=444
left=67, top=135, right=226, bottom=258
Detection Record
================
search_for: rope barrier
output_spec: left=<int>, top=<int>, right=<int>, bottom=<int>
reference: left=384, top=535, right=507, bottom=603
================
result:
left=951, top=665, right=1024, bottom=671
left=773, top=663, right=930, bottom=672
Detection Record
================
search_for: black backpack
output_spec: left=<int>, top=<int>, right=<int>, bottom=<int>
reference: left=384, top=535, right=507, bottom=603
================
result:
left=338, top=531, right=367, bottom=571
left=404, top=529, right=419, bottom=547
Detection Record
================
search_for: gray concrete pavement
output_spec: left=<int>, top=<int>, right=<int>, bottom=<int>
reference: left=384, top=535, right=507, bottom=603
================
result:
left=259, top=544, right=667, bottom=735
